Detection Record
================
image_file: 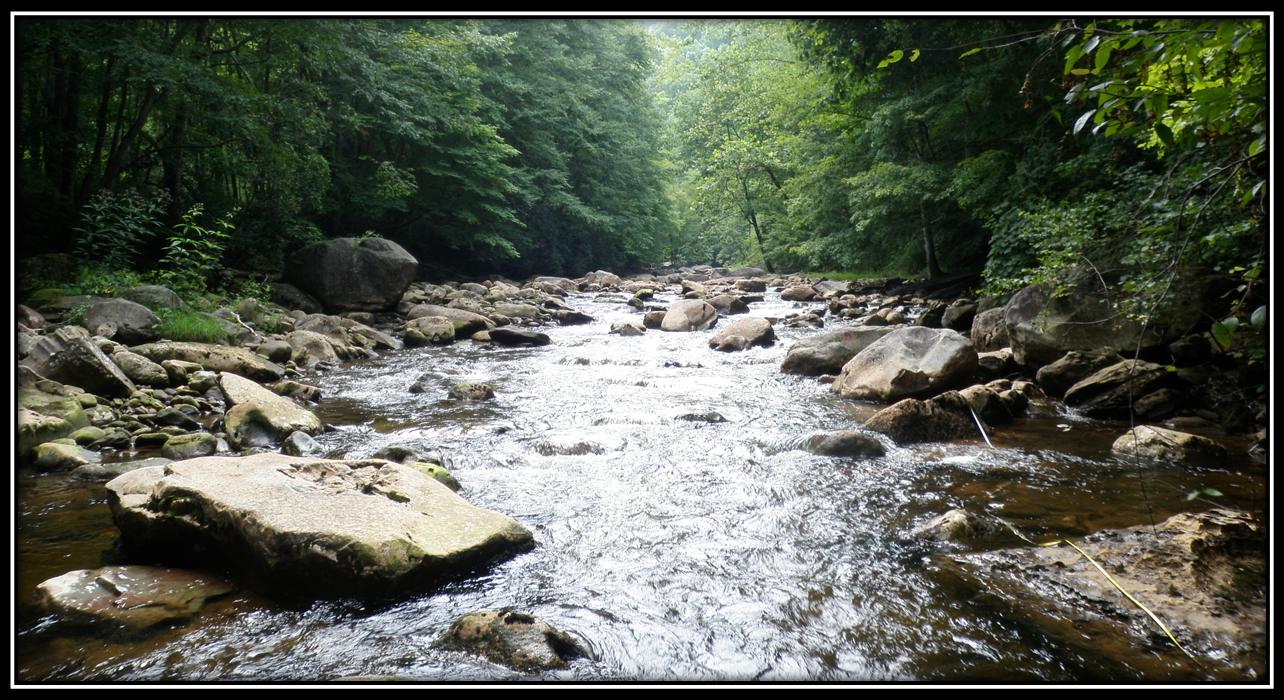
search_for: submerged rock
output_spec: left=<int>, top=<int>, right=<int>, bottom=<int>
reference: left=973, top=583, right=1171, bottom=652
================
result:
left=434, top=609, right=585, bottom=672
left=106, top=453, right=534, bottom=601
left=29, top=565, right=235, bottom=633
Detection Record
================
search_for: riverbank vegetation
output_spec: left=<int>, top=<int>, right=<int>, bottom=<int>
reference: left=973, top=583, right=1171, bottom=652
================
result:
left=17, top=16, right=1267, bottom=325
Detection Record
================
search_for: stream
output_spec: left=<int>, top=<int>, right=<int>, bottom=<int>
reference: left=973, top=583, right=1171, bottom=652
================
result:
left=15, top=285, right=1266, bottom=682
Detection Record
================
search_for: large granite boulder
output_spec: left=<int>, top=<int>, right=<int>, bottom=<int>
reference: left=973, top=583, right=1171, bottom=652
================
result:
left=707, top=316, right=774, bottom=352
left=82, top=298, right=161, bottom=345
left=218, top=372, right=322, bottom=448
left=407, top=304, right=495, bottom=338
left=131, top=341, right=286, bottom=383
left=21, top=325, right=137, bottom=398
left=831, top=327, right=978, bottom=402
left=660, top=299, right=718, bottom=332
left=105, top=453, right=535, bottom=601
left=286, top=237, right=418, bottom=313
left=779, top=326, right=898, bottom=376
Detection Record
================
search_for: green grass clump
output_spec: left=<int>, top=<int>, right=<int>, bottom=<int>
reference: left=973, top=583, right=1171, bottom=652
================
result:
left=155, top=307, right=229, bottom=344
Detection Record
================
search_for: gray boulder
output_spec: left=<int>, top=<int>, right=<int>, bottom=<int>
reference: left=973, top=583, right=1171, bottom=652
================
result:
left=82, top=298, right=161, bottom=345
left=807, top=431, right=886, bottom=458
left=131, top=341, right=285, bottom=383
left=21, top=325, right=138, bottom=398
left=1111, top=425, right=1228, bottom=464
left=707, top=317, right=775, bottom=352
left=489, top=327, right=551, bottom=347
left=831, top=327, right=978, bottom=403
left=218, top=372, right=322, bottom=448
left=863, top=391, right=984, bottom=445
left=434, top=610, right=584, bottom=672
left=1062, top=360, right=1174, bottom=419
left=28, top=565, right=235, bottom=633
left=105, top=453, right=535, bottom=600
left=660, top=299, right=718, bottom=332
left=17, top=366, right=91, bottom=458
left=970, top=307, right=1009, bottom=353
left=112, top=350, right=170, bottom=388
left=407, top=304, right=494, bottom=338
left=1035, top=348, right=1126, bottom=399
left=286, top=237, right=418, bottom=313
left=780, top=327, right=898, bottom=376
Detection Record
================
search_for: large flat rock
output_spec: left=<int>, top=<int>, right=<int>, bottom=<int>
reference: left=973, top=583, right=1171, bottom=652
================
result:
left=106, top=453, right=535, bottom=601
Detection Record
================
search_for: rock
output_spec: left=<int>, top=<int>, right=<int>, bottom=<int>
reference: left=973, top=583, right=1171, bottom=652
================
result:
left=708, top=294, right=750, bottom=315
left=970, top=307, right=1009, bottom=352
left=1063, top=360, right=1175, bottom=419
left=1035, top=348, right=1126, bottom=399
left=267, top=281, right=324, bottom=315
left=610, top=321, right=646, bottom=336
left=28, top=565, right=235, bottom=633
left=780, top=285, right=817, bottom=301
left=219, top=372, right=322, bottom=448
left=285, top=329, right=343, bottom=368
left=779, top=327, right=897, bottom=376
left=272, top=380, right=322, bottom=404
left=933, top=509, right=1265, bottom=680
left=863, top=391, right=985, bottom=445
left=940, top=301, right=978, bottom=334
left=70, top=456, right=172, bottom=481
left=117, top=285, right=185, bottom=311
left=642, top=310, right=667, bottom=329
left=256, top=339, right=294, bottom=364
left=1111, top=425, right=1228, bottom=464
left=18, top=304, right=47, bottom=329
left=489, top=327, right=551, bottom=347
left=21, top=325, right=138, bottom=398
left=707, top=317, right=774, bottom=351
left=286, top=237, right=418, bottom=313
left=152, top=406, right=201, bottom=431
left=407, top=304, right=494, bottom=338
left=162, top=432, right=219, bottom=461
left=958, top=384, right=1016, bottom=425
left=831, top=327, right=978, bottom=402
left=105, top=454, right=535, bottom=600
left=281, top=430, right=326, bottom=457
left=807, top=431, right=886, bottom=458
left=112, top=350, right=171, bottom=388
left=404, top=315, right=456, bottom=346
left=434, top=610, right=584, bottom=672
left=82, top=298, right=161, bottom=345
left=448, top=383, right=495, bottom=401
left=660, top=299, right=718, bottom=332
left=17, top=366, right=91, bottom=458
left=912, top=509, right=1003, bottom=542
left=131, top=341, right=286, bottom=383
left=554, top=309, right=594, bottom=326
left=35, top=442, right=102, bottom=471
left=406, top=461, right=461, bottom=492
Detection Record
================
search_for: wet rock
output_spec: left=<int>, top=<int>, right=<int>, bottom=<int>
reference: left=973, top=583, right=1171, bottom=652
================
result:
left=489, top=327, right=551, bottom=347
left=131, top=341, right=286, bottom=384
left=642, top=310, right=667, bottom=329
left=660, top=299, right=718, bottom=332
left=82, top=298, right=161, bottom=345
left=448, top=382, right=495, bottom=401
left=256, top=339, right=294, bottom=364
left=1035, top=348, right=1126, bottom=399
left=780, top=327, right=897, bottom=376
left=404, top=315, right=456, bottom=346
left=707, top=317, right=774, bottom=352
left=933, top=508, right=1266, bottom=680
left=219, top=372, right=322, bottom=449
left=281, top=430, right=326, bottom=457
left=957, top=384, right=1016, bottom=425
left=71, top=456, right=172, bottom=481
left=554, top=309, right=594, bottom=326
left=831, top=327, right=978, bottom=403
left=17, top=366, right=91, bottom=458
left=406, top=304, right=494, bottom=338
left=106, top=453, right=535, bottom=601
left=272, top=380, right=322, bottom=404
left=1063, top=360, right=1175, bottom=419
left=912, top=509, right=1003, bottom=542
left=28, top=565, right=235, bottom=633
left=1111, top=425, right=1228, bottom=464
left=780, top=285, right=817, bottom=301
left=162, top=432, right=219, bottom=461
left=807, top=431, right=886, bottom=459
left=610, top=321, right=646, bottom=336
left=434, top=609, right=585, bottom=672
left=406, top=461, right=462, bottom=492
left=35, top=441, right=101, bottom=471
left=863, top=391, right=984, bottom=445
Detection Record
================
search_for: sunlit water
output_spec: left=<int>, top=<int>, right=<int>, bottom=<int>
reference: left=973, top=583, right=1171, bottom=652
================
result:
left=15, top=287, right=1265, bottom=682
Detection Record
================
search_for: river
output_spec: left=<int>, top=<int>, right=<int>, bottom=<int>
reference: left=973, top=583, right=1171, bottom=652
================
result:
left=14, top=284, right=1266, bottom=682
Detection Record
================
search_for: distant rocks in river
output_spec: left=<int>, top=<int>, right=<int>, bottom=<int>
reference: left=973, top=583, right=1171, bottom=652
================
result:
left=434, top=609, right=586, bottom=672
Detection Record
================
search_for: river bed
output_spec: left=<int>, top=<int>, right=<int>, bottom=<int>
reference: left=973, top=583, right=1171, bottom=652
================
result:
left=14, top=286, right=1267, bottom=682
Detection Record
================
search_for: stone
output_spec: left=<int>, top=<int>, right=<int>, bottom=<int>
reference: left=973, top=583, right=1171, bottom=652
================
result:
left=489, top=327, right=551, bottom=347
left=448, top=383, right=495, bottom=401
left=35, top=442, right=102, bottom=471
left=17, top=366, right=91, bottom=458
left=912, top=509, right=1003, bottom=542
left=863, top=391, right=984, bottom=445
left=831, top=327, right=978, bottom=403
left=281, top=430, right=326, bottom=457
left=1035, top=348, right=1126, bottom=399
left=131, top=341, right=286, bottom=383
left=707, top=317, right=774, bottom=351
left=112, top=350, right=171, bottom=388
left=105, top=454, right=535, bottom=601
left=267, top=281, right=324, bottom=315
left=407, top=304, right=494, bottom=338
left=219, top=372, right=322, bottom=448
left=28, top=565, right=235, bottom=633
left=1063, top=360, right=1175, bottom=419
left=256, top=339, right=294, bottom=364
left=285, top=329, right=343, bottom=368
left=404, top=315, right=456, bottom=346
left=610, top=321, right=646, bottom=336
left=117, top=285, right=185, bottom=310
left=286, top=237, right=419, bottom=313
left=21, top=325, right=138, bottom=398
left=434, top=610, right=585, bottom=672
left=970, top=307, right=1009, bottom=353
left=1111, top=425, right=1228, bottom=464
left=660, top=299, right=718, bottom=332
left=162, top=432, right=219, bottom=461
left=780, top=327, right=897, bottom=376
left=780, top=285, right=817, bottom=301
left=82, top=297, right=161, bottom=345
left=807, top=431, right=886, bottom=458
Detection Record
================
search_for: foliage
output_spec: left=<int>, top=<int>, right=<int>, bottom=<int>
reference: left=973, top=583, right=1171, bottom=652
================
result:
left=72, top=188, right=171, bottom=272
left=153, top=204, right=233, bottom=295
left=153, top=306, right=230, bottom=344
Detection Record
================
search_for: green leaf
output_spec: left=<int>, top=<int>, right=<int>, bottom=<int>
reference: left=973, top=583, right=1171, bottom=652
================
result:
left=1202, top=488, right=1223, bottom=498
left=959, top=47, right=983, bottom=59
left=1073, top=109, right=1097, bottom=134
left=1154, top=122, right=1175, bottom=148
left=1222, top=316, right=1240, bottom=332
left=1250, top=305, right=1266, bottom=330
left=1211, top=320, right=1232, bottom=351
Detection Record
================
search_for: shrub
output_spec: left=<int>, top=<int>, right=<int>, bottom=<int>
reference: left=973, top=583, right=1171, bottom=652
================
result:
left=154, top=307, right=230, bottom=344
left=72, top=188, right=171, bottom=272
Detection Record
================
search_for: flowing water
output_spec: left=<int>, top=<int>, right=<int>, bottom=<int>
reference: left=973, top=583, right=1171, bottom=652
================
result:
left=15, top=287, right=1266, bottom=682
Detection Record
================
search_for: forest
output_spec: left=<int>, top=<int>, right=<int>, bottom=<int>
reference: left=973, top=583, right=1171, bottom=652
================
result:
left=15, top=16, right=1269, bottom=323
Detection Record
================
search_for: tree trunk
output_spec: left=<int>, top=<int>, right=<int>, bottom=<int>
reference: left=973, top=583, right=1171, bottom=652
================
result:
left=921, top=202, right=943, bottom=280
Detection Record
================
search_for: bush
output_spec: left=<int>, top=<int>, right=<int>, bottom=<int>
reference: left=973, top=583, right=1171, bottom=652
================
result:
left=154, top=307, right=230, bottom=344
left=72, top=188, right=171, bottom=272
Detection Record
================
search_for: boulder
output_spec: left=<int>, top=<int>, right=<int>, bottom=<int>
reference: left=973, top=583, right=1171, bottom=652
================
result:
left=1035, top=348, right=1126, bottom=399
left=1111, top=425, right=1228, bottom=464
left=912, top=509, right=1003, bottom=542
left=35, top=441, right=102, bottom=471
left=112, top=350, right=170, bottom=388
left=285, top=329, right=343, bottom=368
left=807, top=431, right=886, bottom=458
left=489, top=327, right=551, bottom=347
left=286, top=237, right=418, bottom=313
left=779, top=327, right=898, bottom=376
left=21, top=325, right=137, bottom=398
left=17, top=366, right=91, bottom=457
left=105, top=454, right=535, bottom=600
left=81, top=298, right=160, bottom=345
left=554, top=309, right=594, bottom=326
left=219, top=372, right=322, bottom=448
left=610, top=321, right=646, bottom=337
left=1062, top=360, right=1174, bottom=419
left=434, top=610, right=585, bottom=672
left=831, top=327, right=978, bottom=402
left=28, top=565, right=235, bottom=633
left=267, top=281, right=324, bottom=315
left=707, top=317, right=775, bottom=352
left=404, top=315, right=456, bottom=346
left=940, top=301, right=978, bottom=334
left=117, top=285, right=185, bottom=311
left=131, top=341, right=286, bottom=383
left=970, top=307, right=1009, bottom=353
left=863, top=391, right=984, bottom=445
left=780, top=285, right=817, bottom=301
left=448, top=383, right=495, bottom=401
left=161, top=433, right=219, bottom=461
left=660, top=299, right=718, bottom=332
left=407, top=304, right=495, bottom=338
